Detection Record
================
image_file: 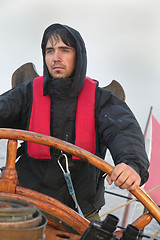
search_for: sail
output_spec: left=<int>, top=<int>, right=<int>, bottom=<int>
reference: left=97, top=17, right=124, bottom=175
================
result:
left=144, top=115, right=160, bottom=205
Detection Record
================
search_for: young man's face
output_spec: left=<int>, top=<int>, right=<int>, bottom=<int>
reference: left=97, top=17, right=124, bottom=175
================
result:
left=45, top=35, right=76, bottom=79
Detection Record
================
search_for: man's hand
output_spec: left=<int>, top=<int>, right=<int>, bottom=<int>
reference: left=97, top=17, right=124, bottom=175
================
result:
left=106, top=163, right=141, bottom=191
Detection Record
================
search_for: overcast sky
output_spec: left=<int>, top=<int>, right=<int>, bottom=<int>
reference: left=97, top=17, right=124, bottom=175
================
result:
left=0, top=0, right=160, bottom=131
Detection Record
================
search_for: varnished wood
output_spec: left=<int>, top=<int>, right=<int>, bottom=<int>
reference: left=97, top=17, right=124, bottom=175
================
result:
left=0, top=128, right=159, bottom=234
left=114, top=212, right=153, bottom=238
left=46, top=226, right=81, bottom=240
left=11, top=62, right=125, bottom=101
left=0, top=140, right=18, bottom=192
left=103, top=80, right=126, bottom=101
left=16, top=186, right=89, bottom=231
left=0, top=191, right=89, bottom=236
left=11, top=62, right=39, bottom=88
left=132, top=212, right=153, bottom=229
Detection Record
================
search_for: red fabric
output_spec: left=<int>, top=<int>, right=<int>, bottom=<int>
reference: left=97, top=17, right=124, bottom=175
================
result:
left=28, top=76, right=97, bottom=159
left=73, top=76, right=97, bottom=159
left=144, top=115, right=160, bottom=205
left=28, top=77, right=51, bottom=159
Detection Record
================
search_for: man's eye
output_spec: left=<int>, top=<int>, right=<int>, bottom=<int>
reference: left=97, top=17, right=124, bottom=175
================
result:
left=46, top=49, right=53, bottom=54
left=62, top=49, right=69, bottom=53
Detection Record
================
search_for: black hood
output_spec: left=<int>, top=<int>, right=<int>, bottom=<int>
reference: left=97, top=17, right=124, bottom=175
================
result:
left=41, top=23, right=87, bottom=97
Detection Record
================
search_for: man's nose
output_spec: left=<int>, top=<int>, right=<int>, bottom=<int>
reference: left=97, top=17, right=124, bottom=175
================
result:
left=53, top=50, right=61, bottom=62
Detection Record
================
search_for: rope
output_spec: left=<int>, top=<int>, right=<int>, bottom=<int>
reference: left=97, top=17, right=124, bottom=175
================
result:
left=100, top=185, right=160, bottom=218
left=145, top=184, right=160, bottom=194
left=105, top=190, right=134, bottom=200
left=149, top=229, right=160, bottom=239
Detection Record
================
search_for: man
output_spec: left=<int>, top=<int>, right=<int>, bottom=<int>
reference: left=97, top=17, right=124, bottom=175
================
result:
left=0, top=23, right=149, bottom=221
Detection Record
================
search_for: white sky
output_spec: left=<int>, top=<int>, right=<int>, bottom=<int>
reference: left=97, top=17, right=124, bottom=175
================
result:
left=0, top=0, right=160, bottom=131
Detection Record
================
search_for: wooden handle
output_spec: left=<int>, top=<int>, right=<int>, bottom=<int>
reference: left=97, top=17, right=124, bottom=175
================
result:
left=0, top=139, right=18, bottom=192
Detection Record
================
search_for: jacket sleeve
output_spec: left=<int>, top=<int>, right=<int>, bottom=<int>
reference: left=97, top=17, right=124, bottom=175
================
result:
left=96, top=87, right=149, bottom=185
left=0, top=81, right=31, bottom=129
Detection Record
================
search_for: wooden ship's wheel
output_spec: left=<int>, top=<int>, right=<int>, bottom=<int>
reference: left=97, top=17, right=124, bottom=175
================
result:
left=0, top=128, right=159, bottom=239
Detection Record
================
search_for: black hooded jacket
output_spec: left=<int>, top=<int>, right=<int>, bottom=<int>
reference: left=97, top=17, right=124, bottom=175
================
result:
left=0, top=24, right=149, bottom=215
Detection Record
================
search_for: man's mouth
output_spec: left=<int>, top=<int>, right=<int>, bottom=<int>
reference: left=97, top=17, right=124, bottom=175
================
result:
left=52, top=64, right=65, bottom=70
left=53, top=66, right=63, bottom=70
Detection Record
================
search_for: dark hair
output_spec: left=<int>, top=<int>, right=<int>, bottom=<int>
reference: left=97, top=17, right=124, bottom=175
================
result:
left=41, top=24, right=76, bottom=54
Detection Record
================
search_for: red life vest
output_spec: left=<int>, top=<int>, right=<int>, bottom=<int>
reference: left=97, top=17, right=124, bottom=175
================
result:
left=27, top=76, right=97, bottom=159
